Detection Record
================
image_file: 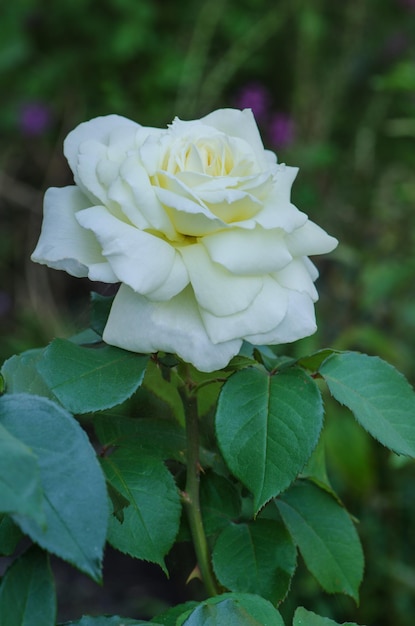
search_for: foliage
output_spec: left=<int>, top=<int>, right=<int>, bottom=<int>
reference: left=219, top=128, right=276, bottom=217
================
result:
left=1, top=293, right=415, bottom=622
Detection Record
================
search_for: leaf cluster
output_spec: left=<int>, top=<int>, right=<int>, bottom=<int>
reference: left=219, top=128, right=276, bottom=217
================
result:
left=1, top=296, right=415, bottom=624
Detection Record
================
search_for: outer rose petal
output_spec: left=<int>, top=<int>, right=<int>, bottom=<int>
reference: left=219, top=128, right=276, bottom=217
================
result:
left=76, top=140, right=112, bottom=205
left=245, top=290, right=317, bottom=345
left=287, top=220, right=338, bottom=256
left=303, top=257, right=319, bottom=282
left=202, top=226, right=292, bottom=275
left=179, top=244, right=262, bottom=316
left=144, top=255, right=190, bottom=301
left=31, top=186, right=117, bottom=282
left=64, top=115, right=140, bottom=201
left=199, top=276, right=288, bottom=344
left=274, top=258, right=319, bottom=301
left=76, top=206, right=188, bottom=299
left=254, top=165, right=307, bottom=232
left=103, top=285, right=242, bottom=372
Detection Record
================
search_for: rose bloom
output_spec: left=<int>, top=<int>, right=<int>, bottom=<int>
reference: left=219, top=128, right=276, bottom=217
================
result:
left=32, top=109, right=337, bottom=372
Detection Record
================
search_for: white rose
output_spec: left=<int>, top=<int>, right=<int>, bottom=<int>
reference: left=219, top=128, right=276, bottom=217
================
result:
left=32, top=108, right=337, bottom=372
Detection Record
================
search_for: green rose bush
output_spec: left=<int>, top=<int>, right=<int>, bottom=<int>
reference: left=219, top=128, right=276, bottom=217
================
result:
left=1, top=108, right=415, bottom=626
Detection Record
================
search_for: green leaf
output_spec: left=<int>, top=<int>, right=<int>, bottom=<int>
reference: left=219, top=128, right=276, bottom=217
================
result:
left=101, top=448, right=181, bottom=573
left=323, top=402, right=376, bottom=498
left=179, top=593, right=285, bottom=626
left=36, top=339, right=149, bottom=414
left=212, top=519, right=296, bottom=604
left=276, top=481, right=364, bottom=601
left=216, top=367, right=323, bottom=511
left=106, top=481, right=130, bottom=523
left=182, top=599, right=261, bottom=625
left=0, top=546, right=56, bottom=626
left=0, top=394, right=108, bottom=581
left=319, top=352, right=415, bottom=457
left=143, top=359, right=185, bottom=424
left=90, top=292, right=114, bottom=336
left=224, top=355, right=258, bottom=371
left=227, top=593, right=285, bottom=625
left=297, top=349, right=339, bottom=372
left=200, top=472, right=241, bottom=536
left=253, top=346, right=295, bottom=371
left=153, top=602, right=198, bottom=625
left=1, top=350, right=55, bottom=400
left=94, top=415, right=186, bottom=462
left=0, top=422, right=45, bottom=526
left=293, top=606, right=365, bottom=625
left=0, top=516, right=23, bottom=556
left=162, top=594, right=284, bottom=626
left=300, top=436, right=342, bottom=503
left=69, top=328, right=102, bottom=346
left=60, top=617, right=158, bottom=625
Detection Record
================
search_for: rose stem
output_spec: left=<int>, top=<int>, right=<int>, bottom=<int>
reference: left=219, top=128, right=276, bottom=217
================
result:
left=180, top=382, right=219, bottom=597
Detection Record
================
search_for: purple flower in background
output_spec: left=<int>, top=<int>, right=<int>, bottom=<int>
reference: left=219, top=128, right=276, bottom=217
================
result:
left=383, top=32, right=409, bottom=59
left=398, top=0, right=415, bottom=9
left=234, top=83, right=270, bottom=121
left=0, top=292, right=12, bottom=317
left=268, top=113, right=296, bottom=148
left=19, top=102, right=51, bottom=136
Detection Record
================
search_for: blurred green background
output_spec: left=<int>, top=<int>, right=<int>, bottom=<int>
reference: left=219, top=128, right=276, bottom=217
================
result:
left=1, top=0, right=415, bottom=623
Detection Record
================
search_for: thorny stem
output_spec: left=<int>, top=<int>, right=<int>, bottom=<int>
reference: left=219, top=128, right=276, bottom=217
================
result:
left=179, top=381, right=219, bottom=597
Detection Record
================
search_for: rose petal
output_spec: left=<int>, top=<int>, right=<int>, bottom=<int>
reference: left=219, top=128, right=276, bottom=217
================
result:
left=175, top=171, right=217, bottom=189
left=76, top=206, right=188, bottom=298
left=180, top=244, right=263, bottom=316
left=154, top=173, right=225, bottom=236
left=119, top=156, right=177, bottom=239
left=154, top=170, right=209, bottom=209
left=200, top=108, right=269, bottom=169
left=287, top=220, right=338, bottom=256
left=254, top=165, right=308, bottom=232
left=96, top=157, right=122, bottom=188
left=274, top=258, right=319, bottom=301
left=245, top=290, right=317, bottom=345
left=107, top=176, right=151, bottom=230
left=202, top=227, right=292, bottom=275
left=103, top=284, right=242, bottom=372
left=237, top=171, right=273, bottom=199
left=200, top=188, right=263, bottom=223
left=156, top=189, right=224, bottom=237
left=64, top=115, right=140, bottom=197
left=303, top=257, right=319, bottom=281
left=76, top=140, right=113, bottom=205
left=175, top=171, right=272, bottom=199
left=31, top=186, right=116, bottom=282
left=181, top=141, right=205, bottom=172
left=138, top=132, right=168, bottom=176
left=69, top=124, right=160, bottom=209
left=144, top=253, right=191, bottom=301
left=264, top=149, right=278, bottom=165
left=200, top=276, right=288, bottom=344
